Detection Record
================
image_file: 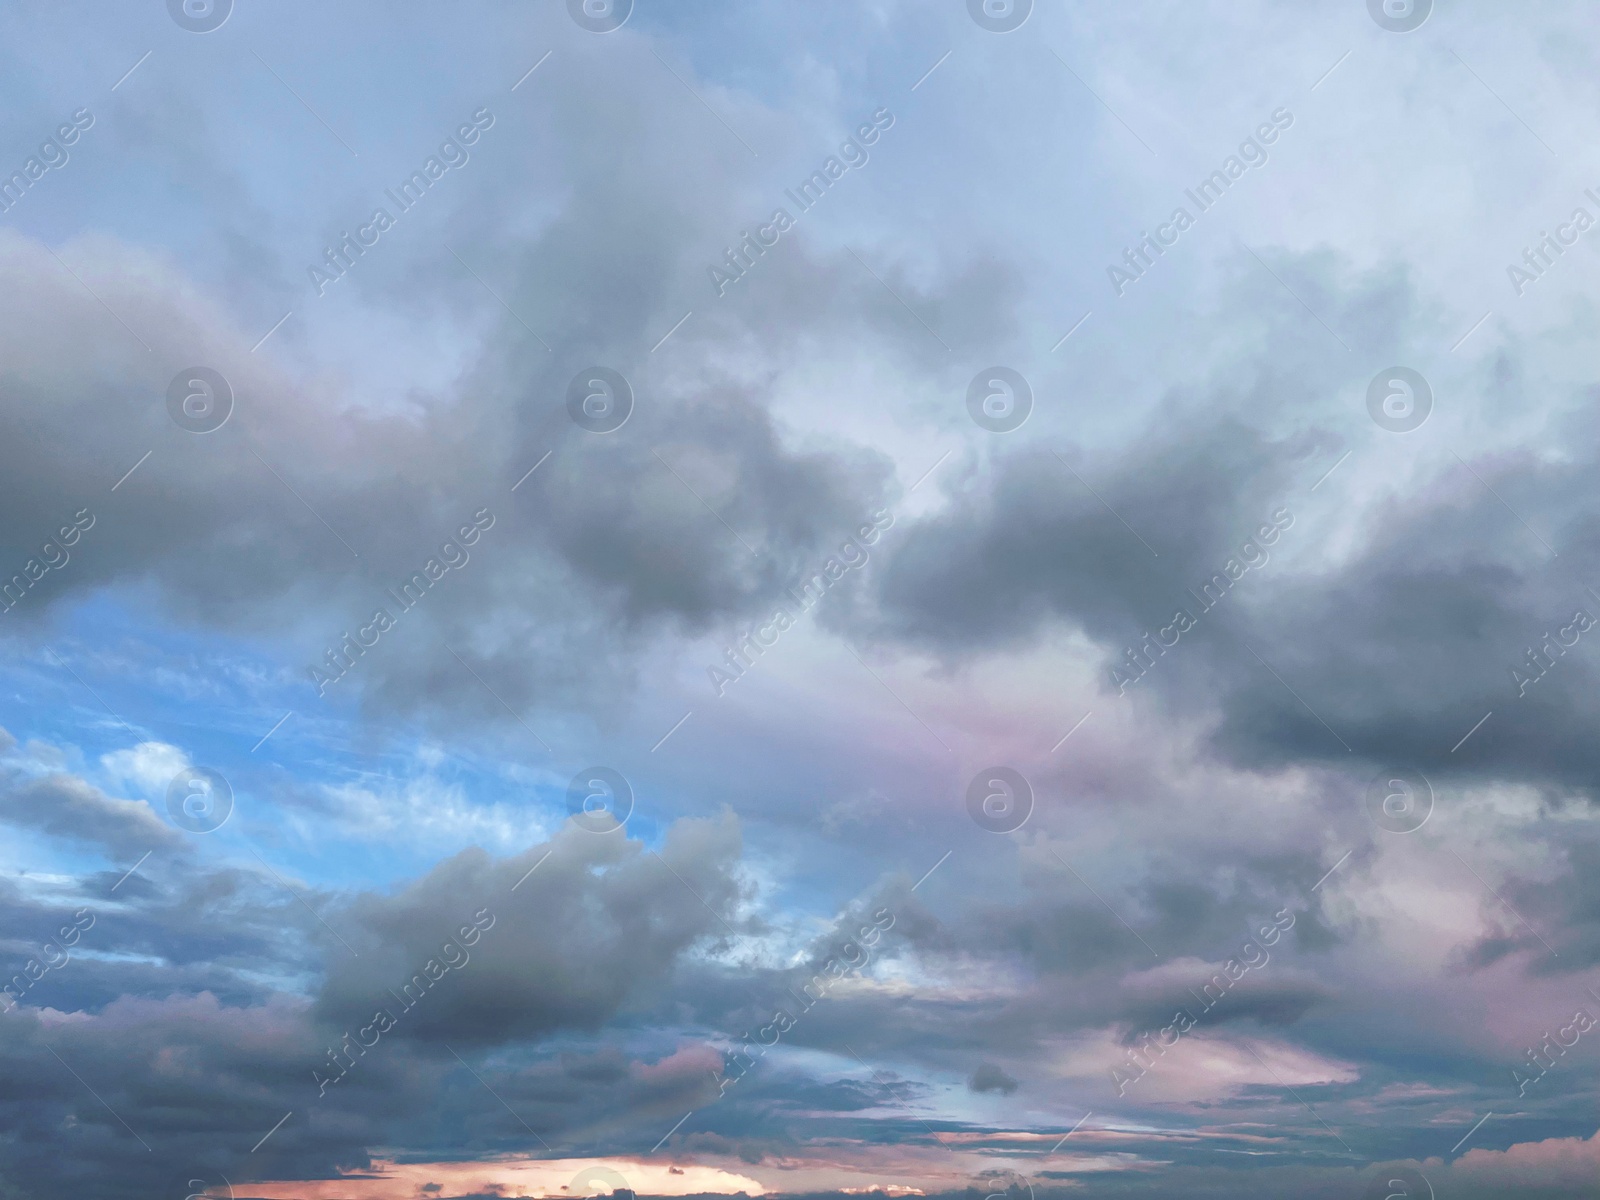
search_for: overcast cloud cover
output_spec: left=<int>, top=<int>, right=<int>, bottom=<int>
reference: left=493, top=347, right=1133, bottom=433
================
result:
left=4, top=0, right=1600, bottom=1197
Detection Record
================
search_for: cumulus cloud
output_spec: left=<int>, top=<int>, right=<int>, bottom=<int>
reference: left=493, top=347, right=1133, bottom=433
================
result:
left=99, top=741, right=189, bottom=796
left=967, top=1061, right=1018, bottom=1094
left=315, top=811, right=745, bottom=1046
left=0, top=754, right=180, bottom=858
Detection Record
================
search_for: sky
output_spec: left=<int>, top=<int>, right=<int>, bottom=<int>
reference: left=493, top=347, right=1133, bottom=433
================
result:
left=3, top=0, right=1600, bottom=1197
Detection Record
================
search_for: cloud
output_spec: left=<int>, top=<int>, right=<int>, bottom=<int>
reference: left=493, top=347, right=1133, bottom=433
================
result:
left=0, top=761, right=180, bottom=858
left=967, top=1061, right=1018, bottom=1094
left=863, top=416, right=1317, bottom=656
left=99, top=741, right=188, bottom=796
left=1441, top=1126, right=1600, bottom=1198
left=314, top=811, right=745, bottom=1047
